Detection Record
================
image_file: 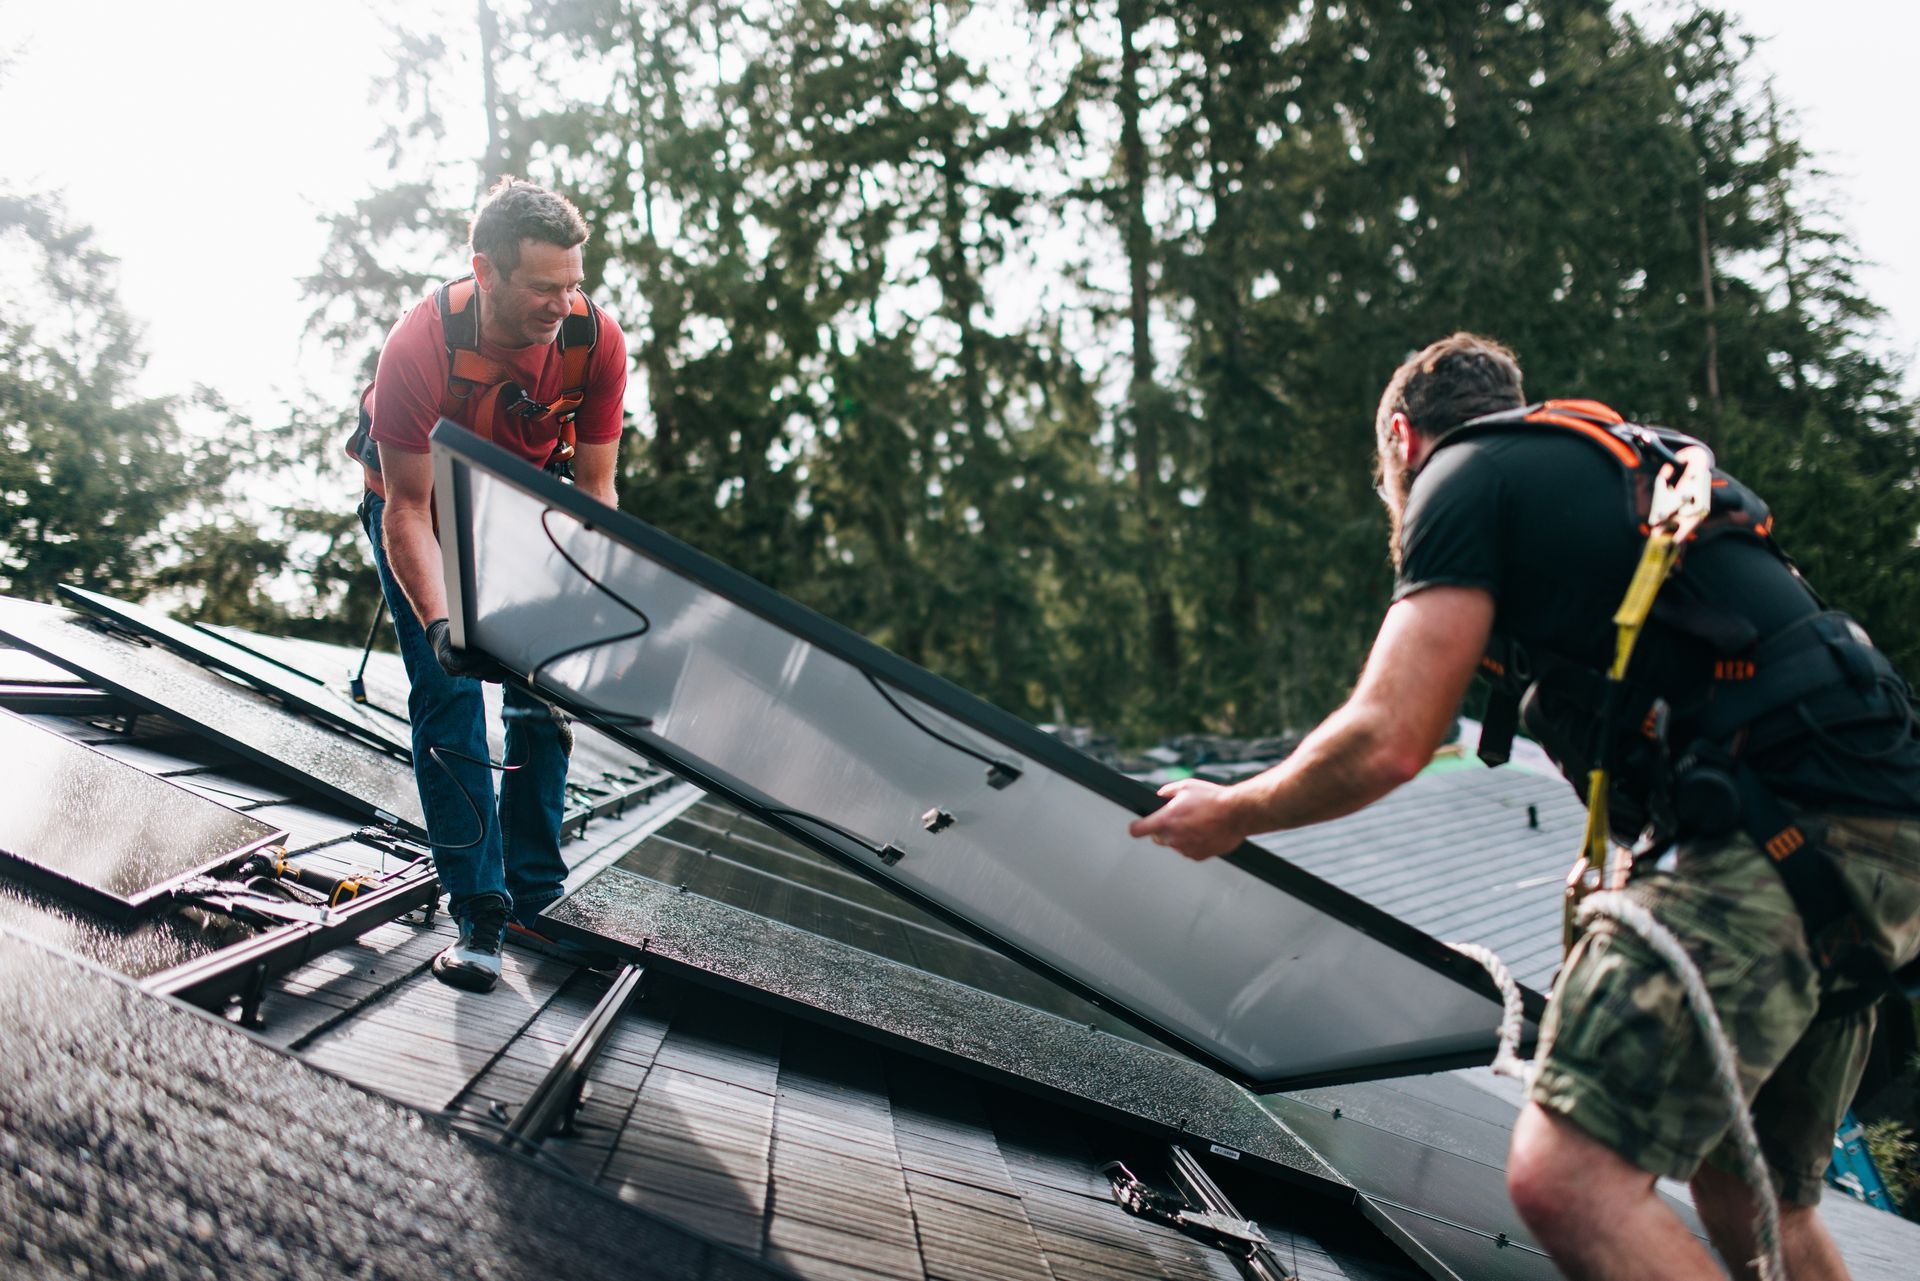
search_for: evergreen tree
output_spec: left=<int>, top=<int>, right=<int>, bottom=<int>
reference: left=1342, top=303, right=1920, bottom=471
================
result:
left=293, top=0, right=1919, bottom=742
left=0, top=193, right=237, bottom=603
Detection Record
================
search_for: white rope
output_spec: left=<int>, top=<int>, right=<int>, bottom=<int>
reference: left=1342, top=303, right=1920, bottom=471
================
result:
left=1450, top=893, right=1786, bottom=1281
left=1446, top=941, right=1534, bottom=1086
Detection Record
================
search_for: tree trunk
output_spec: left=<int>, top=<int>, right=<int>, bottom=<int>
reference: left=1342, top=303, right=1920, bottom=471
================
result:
left=1696, top=190, right=1723, bottom=426
left=476, top=0, right=511, bottom=186
left=1119, top=0, right=1180, bottom=693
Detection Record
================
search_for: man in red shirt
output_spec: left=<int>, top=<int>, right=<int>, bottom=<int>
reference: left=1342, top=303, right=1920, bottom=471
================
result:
left=358, top=178, right=627, bottom=992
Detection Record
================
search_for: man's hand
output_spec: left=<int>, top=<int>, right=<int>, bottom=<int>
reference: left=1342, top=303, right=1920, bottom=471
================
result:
left=426, top=619, right=505, bottom=682
left=1128, top=778, right=1246, bottom=861
left=1129, top=585, right=1495, bottom=863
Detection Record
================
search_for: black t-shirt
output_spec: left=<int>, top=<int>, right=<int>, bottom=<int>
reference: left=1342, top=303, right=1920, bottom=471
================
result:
left=1394, top=429, right=1920, bottom=813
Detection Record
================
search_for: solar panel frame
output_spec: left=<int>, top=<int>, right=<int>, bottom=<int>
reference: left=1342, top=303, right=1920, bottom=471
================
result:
left=0, top=600, right=428, bottom=835
left=0, top=709, right=287, bottom=921
left=57, top=586, right=414, bottom=760
left=433, top=422, right=1547, bottom=1091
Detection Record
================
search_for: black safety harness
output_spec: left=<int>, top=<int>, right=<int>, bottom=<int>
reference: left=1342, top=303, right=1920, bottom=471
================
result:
left=1448, top=401, right=1918, bottom=1006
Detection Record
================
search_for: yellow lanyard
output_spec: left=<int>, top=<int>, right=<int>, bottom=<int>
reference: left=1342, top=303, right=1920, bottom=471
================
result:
left=1564, top=448, right=1714, bottom=952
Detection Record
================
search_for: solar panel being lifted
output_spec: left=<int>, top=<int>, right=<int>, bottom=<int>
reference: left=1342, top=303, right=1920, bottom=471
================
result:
left=433, top=422, right=1544, bottom=1090
left=0, top=709, right=285, bottom=920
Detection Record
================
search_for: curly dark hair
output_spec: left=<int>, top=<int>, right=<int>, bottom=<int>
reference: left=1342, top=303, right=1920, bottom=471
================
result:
left=1372, top=333, right=1526, bottom=568
left=469, top=177, right=589, bottom=277
left=1374, top=332, right=1526, bottom=455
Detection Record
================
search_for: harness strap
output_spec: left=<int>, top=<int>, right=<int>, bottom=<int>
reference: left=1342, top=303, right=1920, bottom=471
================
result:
left=350, top=277, right=600, bottom=496
left=1699, top=613, right=1905, bottom=743
left=1478, top=682, right=1521, bottom=767
left=1563, top=442, right=1713, bottom=950
left=1455, top=401, right=1907, bottom=998
left=438, top=276, right=596, bottom=469
left=1728, top=762, right=1893, bottom=1017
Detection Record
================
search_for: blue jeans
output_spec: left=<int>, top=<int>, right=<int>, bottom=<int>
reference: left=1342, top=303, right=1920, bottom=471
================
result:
left=361, top=492, right=569, bottom=924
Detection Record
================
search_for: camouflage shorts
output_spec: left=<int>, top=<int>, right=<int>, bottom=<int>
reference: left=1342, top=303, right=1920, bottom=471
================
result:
left=1528, top=813, right=1920, bottom=1205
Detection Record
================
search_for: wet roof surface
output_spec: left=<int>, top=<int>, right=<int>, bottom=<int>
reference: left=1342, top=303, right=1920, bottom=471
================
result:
left=7, top=597, right=1919, bottom=1280
left=0, top=930, right=791, bottom=1281
left=267, top=914, right=1422, bottom=1281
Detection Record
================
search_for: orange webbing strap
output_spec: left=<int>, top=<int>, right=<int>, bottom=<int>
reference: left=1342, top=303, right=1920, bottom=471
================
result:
left=1540, top=398, right=1625, bottom=425
left=439, top=279, right=505, bottom=433
left=1524, top=406, right=1640, bottom=468
left=549, top=292, right=596, bottom=414
left=443, top=347, right=505, bottom=444
left=543, top=297, right=595, bottom=468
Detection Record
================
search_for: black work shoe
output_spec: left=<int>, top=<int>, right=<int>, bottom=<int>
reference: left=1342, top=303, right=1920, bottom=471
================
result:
left=432, top=894, right=509, bottom=992
left=505, top=920, right=618, bottom=970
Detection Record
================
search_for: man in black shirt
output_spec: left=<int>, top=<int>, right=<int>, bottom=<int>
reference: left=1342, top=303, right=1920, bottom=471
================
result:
left=1132, top=333, right=1920, bottom=1281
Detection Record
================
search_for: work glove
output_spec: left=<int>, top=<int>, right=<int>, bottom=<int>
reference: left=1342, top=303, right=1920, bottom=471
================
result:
left=425, top=619, right=505, bottom=683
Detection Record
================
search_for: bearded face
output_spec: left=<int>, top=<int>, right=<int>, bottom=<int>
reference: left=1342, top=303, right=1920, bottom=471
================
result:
left=1375, top=437, right=1415, bottom=570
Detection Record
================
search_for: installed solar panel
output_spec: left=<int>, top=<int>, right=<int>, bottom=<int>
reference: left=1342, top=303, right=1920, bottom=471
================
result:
left=0, top=646, right=84, bottom=685
left=58, top=586, right=413, bottom=757
left=434, top=423, right=1543, bottom=1090
left=0, top=599, right=426, bottom=834
left=0, top=709, right=284, bottom=919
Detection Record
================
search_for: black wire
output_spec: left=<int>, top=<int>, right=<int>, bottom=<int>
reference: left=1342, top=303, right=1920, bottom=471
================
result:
left=522, top=505, right=1021, bottom=783
left=862, top=671, right=1013, bottom=774
left=425, top=742, right=525, bottom=853
left=761, top=806, right=894, bottom=860
left=502, top=506, right=1014, bottom=852
left=520, top=508, right=656, bottom=727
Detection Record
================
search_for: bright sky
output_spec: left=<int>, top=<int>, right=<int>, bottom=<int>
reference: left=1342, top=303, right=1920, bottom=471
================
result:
left=0, top=0, right=464, bottom=420
left=1, top=0, right=1914, bottom=426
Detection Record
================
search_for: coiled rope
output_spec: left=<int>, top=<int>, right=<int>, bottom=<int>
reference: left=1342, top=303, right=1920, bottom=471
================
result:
left=1451, top=892, right=1785, bottom=1281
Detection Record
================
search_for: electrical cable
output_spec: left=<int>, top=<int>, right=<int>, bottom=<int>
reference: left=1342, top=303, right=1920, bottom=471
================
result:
left=863, top=672, right=1021, bottom=786
left=520, top=508, right=655, bottom=728
left=516, top=503, right=1032, bottom=808
left=424, top=741, right=526, bottom=853
left=467, top=504, right=1030, bottom=868
left=761, top=806, right=902, bottom=864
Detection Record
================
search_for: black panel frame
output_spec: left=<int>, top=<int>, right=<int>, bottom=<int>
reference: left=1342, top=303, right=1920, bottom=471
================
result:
left=0, top=711, right=288, bottom=922
left=57, top=585, right=411, bottom=763
left=54, top=584, right=667, bottom=843
left=0, top=604, right=428, bottom=837
left=434, top=422, right=1548, bottom=1091
left=144, top=858, right=441, bottom=1018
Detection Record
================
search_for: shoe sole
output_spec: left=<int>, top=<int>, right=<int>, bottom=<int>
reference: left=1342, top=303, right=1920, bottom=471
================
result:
left=431, top=954, right=500, bottom=993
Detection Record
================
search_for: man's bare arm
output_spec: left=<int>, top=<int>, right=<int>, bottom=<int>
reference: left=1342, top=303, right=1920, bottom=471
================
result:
left=377, top=446, right=447, bottom=626
left=1130, top=585, right=1494, bottom=858
left=572, top=438, right=618, bottom=508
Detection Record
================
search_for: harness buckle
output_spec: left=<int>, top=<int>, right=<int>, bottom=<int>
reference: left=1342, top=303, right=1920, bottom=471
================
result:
left=500, top=382, right=550, bottom=422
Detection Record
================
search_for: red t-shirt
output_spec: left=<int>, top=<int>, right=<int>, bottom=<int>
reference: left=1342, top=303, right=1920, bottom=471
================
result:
left=368, top=283, right=628, bottom=468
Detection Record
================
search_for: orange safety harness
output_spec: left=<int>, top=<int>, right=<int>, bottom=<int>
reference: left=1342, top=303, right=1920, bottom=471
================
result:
left=1448, top=401, right=1915, bottom=1002
left=346, top=275, right=599, bottom=498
